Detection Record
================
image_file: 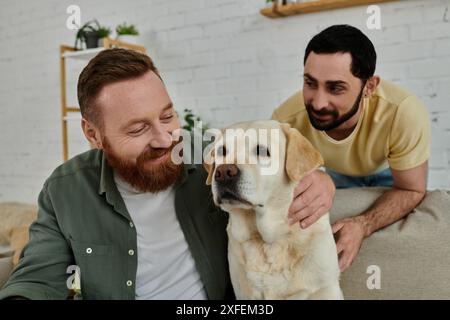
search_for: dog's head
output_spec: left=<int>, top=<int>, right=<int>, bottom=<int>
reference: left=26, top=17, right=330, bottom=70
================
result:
left=204, top=120, right=323, bottom=212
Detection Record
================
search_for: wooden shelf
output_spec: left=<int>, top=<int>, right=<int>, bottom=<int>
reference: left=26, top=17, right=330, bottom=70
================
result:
left=261, top=0, right=399, bottom=18
left=63, top=47, right=105, bottom=60
left=65, top=107, right=81, bottom=113
left=62, top=38, right=146, bottom=60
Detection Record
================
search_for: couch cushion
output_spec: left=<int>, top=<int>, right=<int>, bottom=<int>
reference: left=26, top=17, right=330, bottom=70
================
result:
left=0, top=250, right=14, bottom=289
left=330, top=188, right=450, bottom=299
left=9, top=226, right=31, bottom=266
left=0, top=202, right=37, bottom=245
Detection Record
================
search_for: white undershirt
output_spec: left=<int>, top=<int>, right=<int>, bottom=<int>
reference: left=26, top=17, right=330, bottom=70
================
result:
left=114, top=172, right=207, bottom=300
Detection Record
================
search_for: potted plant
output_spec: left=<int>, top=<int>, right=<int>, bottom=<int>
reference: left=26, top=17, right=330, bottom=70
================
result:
left=74, top=20, right=98, bottom=49
left=115, top=22, right=140, bottom=45
left=180, top=109, right=209, bottom=134
left=96, top=26, right=111, bottom=47
left=74, top=20, right=111, bottom=50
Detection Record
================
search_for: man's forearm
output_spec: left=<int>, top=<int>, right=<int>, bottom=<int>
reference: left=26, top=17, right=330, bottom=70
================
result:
left=355, top=188, right=426, bottom=237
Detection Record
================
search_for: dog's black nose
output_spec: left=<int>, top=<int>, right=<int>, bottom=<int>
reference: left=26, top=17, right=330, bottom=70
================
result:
left=215, top=164, right=240, bottom=182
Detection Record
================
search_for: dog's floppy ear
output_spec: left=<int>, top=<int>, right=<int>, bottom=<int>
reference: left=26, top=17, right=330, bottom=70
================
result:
left=281, top=123, right=324, bottom=181
left=203, top=129, right=225, bottom=185
left=203, top=144, right=215, bottom=185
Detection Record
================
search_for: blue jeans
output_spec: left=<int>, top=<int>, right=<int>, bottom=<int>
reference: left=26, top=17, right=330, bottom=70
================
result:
left=326, top=168, right=394, bottom=189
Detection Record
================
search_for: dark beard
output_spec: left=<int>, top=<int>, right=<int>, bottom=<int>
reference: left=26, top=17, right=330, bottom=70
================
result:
left=305, top=86, right=365, bottom=131
left=102, top=138, right=183, bottom=193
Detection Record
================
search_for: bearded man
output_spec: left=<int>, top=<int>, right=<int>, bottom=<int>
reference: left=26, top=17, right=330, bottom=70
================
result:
left=0, top=49, right=234, bottom=300
left=272, top=25, right=430, bottom=272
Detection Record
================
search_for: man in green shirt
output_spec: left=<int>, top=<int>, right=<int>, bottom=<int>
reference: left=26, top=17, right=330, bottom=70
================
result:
left=0, top=49, right=233, bottom=300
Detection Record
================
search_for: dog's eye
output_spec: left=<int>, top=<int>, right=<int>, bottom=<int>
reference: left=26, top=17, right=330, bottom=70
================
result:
left=217, top=145, right=227, bottom=157
left=255, top=145, right=270, bottom=157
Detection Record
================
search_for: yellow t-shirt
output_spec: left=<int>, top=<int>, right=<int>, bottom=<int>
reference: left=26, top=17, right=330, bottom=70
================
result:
left=271, top=79, right=431, bottom=176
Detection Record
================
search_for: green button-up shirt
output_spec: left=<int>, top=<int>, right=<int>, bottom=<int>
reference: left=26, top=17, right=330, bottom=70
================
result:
left=0, top=149, right=233, bottom=300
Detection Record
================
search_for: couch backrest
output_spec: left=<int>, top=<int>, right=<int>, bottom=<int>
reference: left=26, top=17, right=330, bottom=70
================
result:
left=331, top=188, right=450, bottom=299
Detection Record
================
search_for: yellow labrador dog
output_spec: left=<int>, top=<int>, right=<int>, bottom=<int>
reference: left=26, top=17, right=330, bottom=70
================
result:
left=204, top=120, right=342, bottom=300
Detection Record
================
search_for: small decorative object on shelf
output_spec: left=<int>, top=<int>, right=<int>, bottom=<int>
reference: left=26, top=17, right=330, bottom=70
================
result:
left=74, top=19, right=98, bottom=49
left=74, top=19, right=111, bottom=50
left=266, top=0, right=286, bottom=5
left=116, top=22, right=140, bottom=45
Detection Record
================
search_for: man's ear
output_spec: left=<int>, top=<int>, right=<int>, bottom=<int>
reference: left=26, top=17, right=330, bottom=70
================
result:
left=81, top=118, right=102, bottom=149
left=281, top=123, right=324, bottom=181
left=203, top=143, right=215, bottom=185
left=364, top=75, right=380, bottom=97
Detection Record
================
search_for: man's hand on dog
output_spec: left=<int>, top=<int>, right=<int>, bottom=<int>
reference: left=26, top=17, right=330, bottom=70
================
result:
left=288, top=170, right=335, bottom=229
left=332, top=217, right=366, bottom=272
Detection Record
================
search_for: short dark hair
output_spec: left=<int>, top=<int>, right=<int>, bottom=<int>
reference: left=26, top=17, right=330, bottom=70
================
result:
left=77, top=48, right=161, bottom=127
left=304, top=25, right=377, bottom=81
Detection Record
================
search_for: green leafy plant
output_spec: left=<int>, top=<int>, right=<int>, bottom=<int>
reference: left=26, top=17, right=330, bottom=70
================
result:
left=116, top=22, right=139, bottom=36
left=180, top=109, right=209, bottom=133
left=97, top=26, right=111, bottom=38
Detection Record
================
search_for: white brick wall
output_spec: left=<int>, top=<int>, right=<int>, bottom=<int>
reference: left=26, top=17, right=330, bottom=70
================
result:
left=1, top=0, right=449, bottom=203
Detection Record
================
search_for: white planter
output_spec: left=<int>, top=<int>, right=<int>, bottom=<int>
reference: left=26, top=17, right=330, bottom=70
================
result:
left=116, top=35, right=140, bottom=45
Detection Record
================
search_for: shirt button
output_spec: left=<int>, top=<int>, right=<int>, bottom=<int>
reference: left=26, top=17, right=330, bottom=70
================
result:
left=129, top=222, right=134, bottom=228
left=126, top=280, right=133, bottom=287
left=128, top=249, right=134, bottom=256
left=86, top=248, right=92, bottom=254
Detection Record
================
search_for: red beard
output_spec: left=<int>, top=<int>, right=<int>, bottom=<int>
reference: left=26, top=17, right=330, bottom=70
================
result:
left=102, top=138, right=183, bottom=193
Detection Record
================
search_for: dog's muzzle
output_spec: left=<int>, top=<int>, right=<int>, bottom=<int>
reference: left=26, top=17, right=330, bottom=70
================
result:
left=215, top=164, right=240, bottom=183
left=215, top=164, right=251, bottom=206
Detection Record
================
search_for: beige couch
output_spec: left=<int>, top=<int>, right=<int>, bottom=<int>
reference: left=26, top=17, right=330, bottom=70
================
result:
left=0, top=202, right=37, bottom=289
left=332, top=188, right=450, bottom=299
left=1, top=188, right=450, bottom=299
left=0, top=249, right=14, bottom=290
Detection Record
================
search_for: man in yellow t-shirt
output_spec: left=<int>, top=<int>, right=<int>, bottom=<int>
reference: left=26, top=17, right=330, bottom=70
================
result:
left=272, top=25, right=430, bottom=272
